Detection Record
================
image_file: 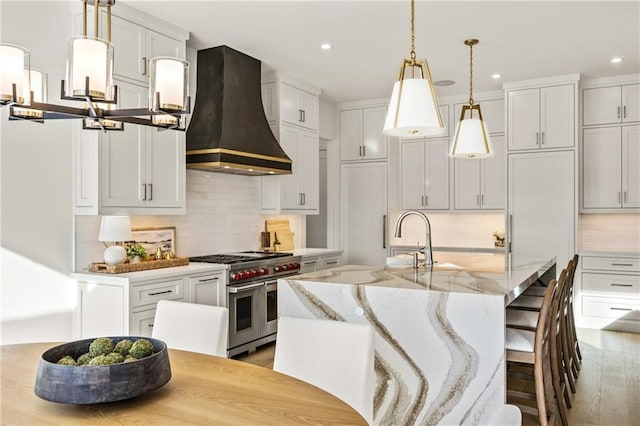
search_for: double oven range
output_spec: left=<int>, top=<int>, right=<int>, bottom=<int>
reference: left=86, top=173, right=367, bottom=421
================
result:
left=189, top=251, right=302, bottom=357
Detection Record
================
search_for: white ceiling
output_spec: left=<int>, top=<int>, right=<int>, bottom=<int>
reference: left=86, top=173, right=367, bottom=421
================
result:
left=124, top=1, right=639, bottom=103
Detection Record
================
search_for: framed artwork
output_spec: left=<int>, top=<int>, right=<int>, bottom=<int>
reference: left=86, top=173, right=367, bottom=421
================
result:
left=130, top=227, right=176, bottom=256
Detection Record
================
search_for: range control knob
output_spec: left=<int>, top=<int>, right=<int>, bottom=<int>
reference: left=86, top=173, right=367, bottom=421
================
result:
left=249, top=270, right=257, bottom=278
left=274, top=266, right=281, bottom=272
left=231, top=273, right=238, bottom=281
left=262, top=267, right=269, bottom=275
left=293, top=262, right=300, bottom=269
left=282, top=264, right=289, bottom=271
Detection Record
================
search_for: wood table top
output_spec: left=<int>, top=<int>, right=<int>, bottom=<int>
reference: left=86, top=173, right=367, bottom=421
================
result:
left=0, top=342, right=367, bottom=425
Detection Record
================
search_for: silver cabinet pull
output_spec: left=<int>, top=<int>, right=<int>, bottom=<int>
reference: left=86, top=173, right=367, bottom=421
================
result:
left=610, top=307, right=632, bottom=311
left=476, top=194, right=480, bottom=207
left=198, top=278, right=219, bottom=283
left=508, top=214, right=513, bottom=253
left=611, top=263, right=633, bottom=267
left=617, top=106, right=621, bottom=119
left=610, top=283, right=633, bottom=287
left=148, top=290, right=172, bottom=296
left=142, top=57, right=147, bottom=76
left=299, top=193, right=303, bottom=205
left=149, top=183, right=153, bottom=201
left=618, top=191, right=622, bottom=204
left=143, top=183, right=147, bottom=201
left=623, top=105, right=627, bottom=119
left=326, top=261, right=338, bottom=265
left=481, top=194, right=485, bottom=206
left=148, top=324, right=154, bottom=328
left=536, top=132, right=539, bottom=145
left=302, top=109, right=306, bottom=122
left=541, top=131, right=545, bottom=145
left=624, top=191, right=628, bottom=203
left=382, top=214, right=387, bottom=249
left=424, top=195, right=428, bottom=206
left=359, top=146, right=362, bottom=157
left=363, top=145, right=366, bottom=156
left=302, top=193, right=306, bottom=205
left=303, top=261, right=316, bottom=266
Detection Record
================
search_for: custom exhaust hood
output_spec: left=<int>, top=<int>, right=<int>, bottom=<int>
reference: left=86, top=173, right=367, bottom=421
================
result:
left=186, top=46, right=292, bottom=175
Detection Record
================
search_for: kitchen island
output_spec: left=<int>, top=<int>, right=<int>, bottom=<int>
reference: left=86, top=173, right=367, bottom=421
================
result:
left=278, top=251, right=555, bottom=426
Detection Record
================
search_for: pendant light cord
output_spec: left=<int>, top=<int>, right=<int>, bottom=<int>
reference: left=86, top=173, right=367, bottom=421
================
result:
left=410, top=0, right=416, bottom=62
left=468, top=41, right=474, bottom=106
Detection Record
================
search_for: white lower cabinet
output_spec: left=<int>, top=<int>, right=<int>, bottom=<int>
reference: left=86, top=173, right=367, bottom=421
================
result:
left=578, top=254, right=640, bottom=333
left=73, top=266, right=227, bottom=339
left=299, top=252, right=343, bottom=273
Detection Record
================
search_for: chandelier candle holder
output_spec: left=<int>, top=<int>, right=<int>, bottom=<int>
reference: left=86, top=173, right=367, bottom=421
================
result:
left=383, top=0, right=444, bottom=137
left=0, top=0, right=190, bottom=131
left=450, top=39, right=493, bottom=159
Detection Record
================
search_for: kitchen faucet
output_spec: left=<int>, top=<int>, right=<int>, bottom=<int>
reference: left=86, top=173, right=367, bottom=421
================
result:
left=394, top=211, right=434, bottom=266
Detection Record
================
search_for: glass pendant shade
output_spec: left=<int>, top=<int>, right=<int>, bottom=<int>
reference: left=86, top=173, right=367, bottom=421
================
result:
left=83, top=100, right=124, bottom=130
left=12, top=69, right=47, bottom=118
left=65, top=36, right=114, bottom=101
left=150, top=57, right=189, bottom=112
left=450, top=105, right=492, bottom=159
left=0, top=44, right=29, bottom=104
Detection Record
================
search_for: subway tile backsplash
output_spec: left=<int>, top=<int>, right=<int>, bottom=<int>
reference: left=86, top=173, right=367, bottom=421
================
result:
left=75, top=170, right=303, bottom=271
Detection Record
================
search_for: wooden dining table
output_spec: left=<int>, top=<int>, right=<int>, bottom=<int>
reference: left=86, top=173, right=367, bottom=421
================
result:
left=0, top=342, right=367, bottom=425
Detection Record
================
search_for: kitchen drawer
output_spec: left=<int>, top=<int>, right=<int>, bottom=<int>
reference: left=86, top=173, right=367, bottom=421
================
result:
left=582, top=272, right=640, bottom=297
left=319, top=256, right=341, bottom=270
left=131, top=279, right=185, bottom=308
left=130, top=309, right=156, bottom=337
left=582, top=256, right=640, bottom=273
left=582, top=296, right=640, bottom=321
left=300, top=257, right=319, bottom=274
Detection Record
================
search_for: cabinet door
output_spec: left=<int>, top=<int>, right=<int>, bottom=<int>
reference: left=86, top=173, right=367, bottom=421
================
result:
left=146, top=129, right=185, bottom=208
left=362, top=107, right=388, bottom=160
left=298, top=90, right=318, bottom=131
left=481, top=135, right=506, bottom=210
left=110, top=15, right=146, bottom=82
left=622, top=84, right=640, bottom=123
left=300, top=257, right=318, bottom=273
left=298, top=130, right=319, bottom=210
left=509, top=150, right=575, bottom=270
left=401, top=140, right=426, bottom=210
left=340, top=109, right=363, bottom=161
left=341, top=162, right=388, bottom=266
left=281, top=84, right=302, bottom=127
left=582, top=127, right=622, bottom=209
left=454, top=158, right=480, bottom=210
left=508, top=88, right=540, bottom=150
left=424, top=139, right=450, bottom=210
left=77, top=282, right=127, bottom=338
left=583, top=86, right=621, bottom=126
left=279, top=126, right=300, bottom=209
left=130, top=309, right=156, bottom=337
left=540, top=84, right=575, bottom=149
left=190, top=273, right=226, bottom=307
left=146, top=30, right=184, bottom=70
left=101, top=82, right=146, bottom=207
left=622, top=125, right=640, bottom=208
left=481, top=99, right=505, bottom=135
left=319, top=255, right=342, bottom=270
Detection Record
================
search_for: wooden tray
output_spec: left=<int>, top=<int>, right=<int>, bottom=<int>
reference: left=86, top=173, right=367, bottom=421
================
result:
left=90, top=257, right=189, bottom=274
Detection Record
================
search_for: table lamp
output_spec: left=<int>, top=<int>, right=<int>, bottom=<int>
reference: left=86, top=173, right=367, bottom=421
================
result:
left=98, top=216, right=132, bottom=265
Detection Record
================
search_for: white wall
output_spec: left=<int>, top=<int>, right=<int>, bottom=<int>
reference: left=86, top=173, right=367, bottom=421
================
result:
left=1, top=1, right=78, bottom=344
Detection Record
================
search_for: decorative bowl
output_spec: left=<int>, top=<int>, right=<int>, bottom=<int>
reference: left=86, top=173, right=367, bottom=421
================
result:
left=34, top=336, right=171, bottom=404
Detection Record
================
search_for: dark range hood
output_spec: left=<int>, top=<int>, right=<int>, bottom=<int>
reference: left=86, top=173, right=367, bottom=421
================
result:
left=186, top=46, right=292, bottom=175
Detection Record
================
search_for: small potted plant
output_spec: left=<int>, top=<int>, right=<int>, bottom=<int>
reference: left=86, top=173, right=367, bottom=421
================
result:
left=126, top=243, right=147, bottom=263
left=492, top=230, right=505, bottom=247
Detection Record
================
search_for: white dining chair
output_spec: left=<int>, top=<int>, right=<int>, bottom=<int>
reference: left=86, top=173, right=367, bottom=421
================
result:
left=273, top=316, right=375, bottom=425
left=151, top=300, right=229, bottom=357
left=487, top=404, right=522, bottom=426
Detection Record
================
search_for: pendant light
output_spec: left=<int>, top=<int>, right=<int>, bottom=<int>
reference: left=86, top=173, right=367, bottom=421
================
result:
left=383, top=0, right=443, bottom=137
left=450, top=39, right=492, bottom=159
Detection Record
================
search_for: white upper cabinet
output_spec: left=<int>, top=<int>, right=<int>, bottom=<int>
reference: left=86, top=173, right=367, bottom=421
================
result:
left=583, top=125, right=640, bottom=210
left=583, top=84, right=640, bottom=126
left=454, top=135, right=505, bottom=210
left=507, top=83, right=575, bottom=151
left=340, top=106, right=388, bottom=161
left=277, top=126, right=319, bottom=211
left=454, top=99, right=504, bottom=135
left=401, top=139, right=450, bottom=210
left=281, top=83, right=319, bottom=131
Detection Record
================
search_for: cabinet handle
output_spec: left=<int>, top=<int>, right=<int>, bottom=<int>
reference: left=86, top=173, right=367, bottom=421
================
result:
left=299, top=193, right=303, bottom=205
left=148, top=324, right=154, bottom=328
left=610, top=283, right=633, bottom=287
left=425, top=195, right=428, bottom=206
left=536, top=132, right=539, bottom=145
left=302, top=109, right=306, bottom=122
left=611, top=263, right=633, bottom=267
left=623, top=105, right=627, bottom=119
left=421, top=195, right=425, bottom=206
left=617, top=106, right=621, bottom=119
left=624, top=191, right=628, bottom=203
left=610, top=307, right=632, bottom=311
left=198, top=278, right=219, bottom=283
left=148, top=290, right=172, bottom=296
left=618, top=191, right=622, bottom=203
left=326, top=261, right=339, bottom=265
left=382, top=214, right=387, bottom=249
left=143, top=183, right=147, bottom=201
left=359, top=146, right=362, bottom=157
left=149, top=183, right=153, bottom=201
left=303, top=261, right=316, bottom=265
left=299, top=109, right=303, bottom=122
left=541, top=131, right=545, bottom=145
left=476, top=194, right=480, bottom=207
left=302, top=193, right=306, bottom=205
left=481, top=194, right=485, bottom=206
left=142, top=57, right=147, bottom=76
left=508, top=214, right=513, bottom=253
left=363, top=145, right=366, bottom=156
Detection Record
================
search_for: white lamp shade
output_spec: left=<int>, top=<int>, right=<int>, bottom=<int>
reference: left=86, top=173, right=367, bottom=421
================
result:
left=25, top=69, right=46, bottom=103
left=66, top=36, right=114, bottom=100
left=384, top=78, right=445, bottom=137
left=0, top=44, right=29, bottom=104
left=450, top=118, right=493, bottom=159
left=98, top=216, right=132, bottom=242
left=150, top=57, right=189, bottom=112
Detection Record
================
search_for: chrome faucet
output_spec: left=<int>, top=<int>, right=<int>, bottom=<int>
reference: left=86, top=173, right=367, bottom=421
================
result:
left=394, top=211, right=434, bottom=266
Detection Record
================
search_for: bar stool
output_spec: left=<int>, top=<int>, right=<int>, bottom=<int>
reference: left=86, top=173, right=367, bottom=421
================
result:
left=560, top=257, right=580, bottom=390
left=506, top=277, right=562, bottom=426
left=566, top=254, right=582, bottom=369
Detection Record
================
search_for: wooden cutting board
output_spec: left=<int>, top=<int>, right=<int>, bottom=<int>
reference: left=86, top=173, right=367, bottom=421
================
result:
left=265, top=220, right=294, bottom=251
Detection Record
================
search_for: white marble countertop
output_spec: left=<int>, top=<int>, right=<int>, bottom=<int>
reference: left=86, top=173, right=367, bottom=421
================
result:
left=285, top=251, right=555, bottom=305
left=284, top=248, right=344, bottom=257
left=390, top=244, right=504, bottom=254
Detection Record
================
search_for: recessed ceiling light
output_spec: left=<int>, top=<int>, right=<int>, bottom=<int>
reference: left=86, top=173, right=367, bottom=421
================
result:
left=491, top=73, right=502, bottom=79
left=434, top=80, right=455, bottom=87
left=320, top=43, right=332, bottom=50
left=611, top=57, right=623, bottom=63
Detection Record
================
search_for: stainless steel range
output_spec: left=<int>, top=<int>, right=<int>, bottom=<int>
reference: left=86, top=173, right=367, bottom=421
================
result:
left=189, top=251, right=302, bottom=357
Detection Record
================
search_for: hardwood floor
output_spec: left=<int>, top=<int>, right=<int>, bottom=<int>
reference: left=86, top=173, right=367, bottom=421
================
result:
left=237, top=329, right=639, bottom=426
